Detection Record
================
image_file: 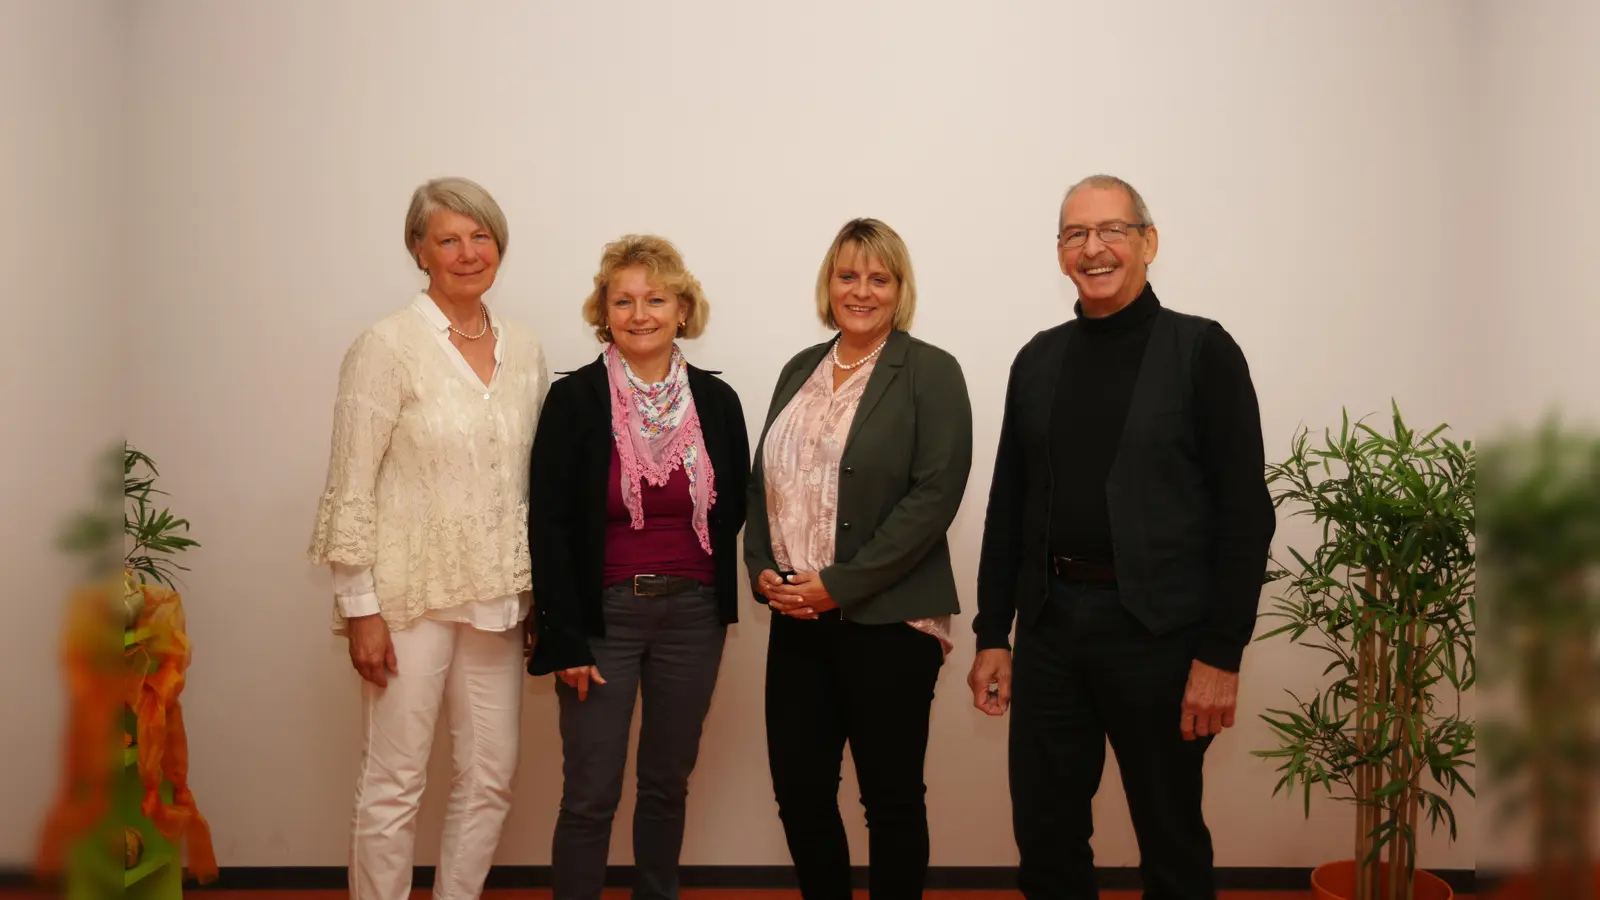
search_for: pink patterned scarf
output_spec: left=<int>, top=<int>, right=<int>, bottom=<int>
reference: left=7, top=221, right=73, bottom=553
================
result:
left=605, top=342, right=716, bottom=554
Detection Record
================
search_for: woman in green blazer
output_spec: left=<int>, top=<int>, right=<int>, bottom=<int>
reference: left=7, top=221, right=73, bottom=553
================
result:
left=745, top=218, right=973, bottom=900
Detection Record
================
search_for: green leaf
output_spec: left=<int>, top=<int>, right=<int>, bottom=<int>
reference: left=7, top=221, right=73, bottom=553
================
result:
left=118, top=444, right=201, bottom=585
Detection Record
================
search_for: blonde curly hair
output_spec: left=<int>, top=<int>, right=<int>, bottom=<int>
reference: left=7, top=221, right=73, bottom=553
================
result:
left=581, top=234, right=711, bottom=342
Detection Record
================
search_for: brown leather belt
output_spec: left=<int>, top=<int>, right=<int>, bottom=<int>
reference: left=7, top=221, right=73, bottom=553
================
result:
left=1050, top=555, right=1118, bottom=585
left=630, top=574, right=701, bottom=596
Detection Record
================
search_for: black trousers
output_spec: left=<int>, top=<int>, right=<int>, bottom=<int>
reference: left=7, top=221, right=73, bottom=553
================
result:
left=1010, top=577, right=1216, bottom=900
left=765, top=609, right=945, bottom=900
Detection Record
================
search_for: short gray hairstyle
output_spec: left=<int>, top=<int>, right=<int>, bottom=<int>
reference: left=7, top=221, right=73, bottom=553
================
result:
left=1058, top=174, right=1154, bottom=232
left=404, top=176, right=509, bottom=270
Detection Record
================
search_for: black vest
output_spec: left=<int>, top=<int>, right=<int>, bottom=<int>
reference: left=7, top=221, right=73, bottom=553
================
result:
left=1011, top=307, right=1215, bottom=635
left=1101, top=308, right=1214, bottom=634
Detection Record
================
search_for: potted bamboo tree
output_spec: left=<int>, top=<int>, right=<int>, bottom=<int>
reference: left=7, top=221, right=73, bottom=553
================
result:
left=1478, top=419, right=1600, bottom=900
left=1253, top=403, right=1475, bottom=900
left=38, top=441, right=217, bottom=894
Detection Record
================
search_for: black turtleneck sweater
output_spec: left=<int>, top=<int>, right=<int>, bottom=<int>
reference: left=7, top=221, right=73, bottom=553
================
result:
left=1048, top=284, right=1273, bottom=671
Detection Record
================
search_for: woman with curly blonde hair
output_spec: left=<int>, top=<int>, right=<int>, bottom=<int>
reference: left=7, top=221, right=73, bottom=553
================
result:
left=527, top=234, right=748, bottom=900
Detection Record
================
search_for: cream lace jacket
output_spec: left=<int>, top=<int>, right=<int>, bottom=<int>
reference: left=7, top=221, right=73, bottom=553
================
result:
left=308, top=297, right=549, bottom=632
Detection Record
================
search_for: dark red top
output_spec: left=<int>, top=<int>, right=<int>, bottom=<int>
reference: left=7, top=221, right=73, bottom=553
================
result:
left=603, top=444, right=715, bottom=587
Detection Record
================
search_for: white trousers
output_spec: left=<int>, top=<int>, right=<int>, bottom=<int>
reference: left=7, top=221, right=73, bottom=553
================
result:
left=349, top=616, right=525, bottom=900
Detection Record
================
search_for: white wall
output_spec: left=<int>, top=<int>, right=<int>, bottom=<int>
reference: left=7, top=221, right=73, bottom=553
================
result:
left=0, top=0, right=128, bottom=868
left=100, top=0, right=1500, bottom=873
left=1471, top=0, right=1600, bottom=433
left=1468, top=0, right=1600, bottom=873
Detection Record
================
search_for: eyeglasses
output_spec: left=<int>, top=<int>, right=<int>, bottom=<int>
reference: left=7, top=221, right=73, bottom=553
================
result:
left=1057, top=222, right=1148, bottom=249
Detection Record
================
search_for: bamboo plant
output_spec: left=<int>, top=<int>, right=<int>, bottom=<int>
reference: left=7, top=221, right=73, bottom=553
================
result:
left=57, top=442, right=200, bottom=625
left=1478, top=418, right=1600, bottom=900
left=121, top=444, right=200, bottom=587
left=1253, top=402, right=1475, bottom=900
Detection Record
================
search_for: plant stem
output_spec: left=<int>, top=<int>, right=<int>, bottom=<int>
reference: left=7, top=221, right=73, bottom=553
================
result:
left=1359, top=569, right=1378, bottom=900
left=1354, top=578, right=1365, bottom=899
left=1570, top=622, right=1594, bottom=900
left=1383, top=569, right=1406, bottom=900
left=1402, top=613, right=1424, bottom=900
left=1374, top=573, right=1392, bottom=900
left=1541, top=625, right=1595, bottom=900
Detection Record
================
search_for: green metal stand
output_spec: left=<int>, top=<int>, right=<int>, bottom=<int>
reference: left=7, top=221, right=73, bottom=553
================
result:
left=66, top=626, right=183, bottom=899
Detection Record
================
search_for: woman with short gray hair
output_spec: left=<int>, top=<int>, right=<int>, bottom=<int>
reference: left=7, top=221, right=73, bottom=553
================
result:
left=308, top=176, right=549, bottom=900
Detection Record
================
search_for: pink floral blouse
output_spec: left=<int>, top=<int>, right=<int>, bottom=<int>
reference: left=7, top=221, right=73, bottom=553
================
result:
left=762, top=352, right=952, bottom=655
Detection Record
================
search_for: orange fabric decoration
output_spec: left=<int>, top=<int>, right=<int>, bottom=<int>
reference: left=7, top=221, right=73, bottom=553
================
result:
left=125, top=578, right=218, bottom=883
left=35, top=572, right=219, bottom=885
left=34, top=579, right=122, bottom=877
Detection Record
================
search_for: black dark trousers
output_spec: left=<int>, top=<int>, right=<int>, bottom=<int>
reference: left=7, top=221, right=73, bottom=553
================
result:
left=1010, top=577, right=1216, bottom=900
left=765, top=610, right=945, bottom=900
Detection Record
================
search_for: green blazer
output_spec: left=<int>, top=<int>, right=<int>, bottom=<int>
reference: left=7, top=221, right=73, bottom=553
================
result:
left=744, top=329, right=973, bottom=623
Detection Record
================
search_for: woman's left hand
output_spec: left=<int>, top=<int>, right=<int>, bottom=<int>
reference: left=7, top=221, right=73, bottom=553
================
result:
left=770, top=571, right=837, bottom=617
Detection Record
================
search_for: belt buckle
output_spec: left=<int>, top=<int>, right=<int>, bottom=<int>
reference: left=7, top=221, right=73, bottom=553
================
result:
left=1053, top=556, right=1096, bottom=578
left=633, top=574, right=657, bottom=596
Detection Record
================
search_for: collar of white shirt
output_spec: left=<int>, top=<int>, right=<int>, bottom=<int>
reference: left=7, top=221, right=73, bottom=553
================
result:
left=411, top=292, right=504, bottom=361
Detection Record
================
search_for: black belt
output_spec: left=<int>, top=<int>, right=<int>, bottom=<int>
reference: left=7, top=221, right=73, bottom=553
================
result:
left=628, top=574, right=702, bottom=596
left=1050, top=555, right=1117, bottom=585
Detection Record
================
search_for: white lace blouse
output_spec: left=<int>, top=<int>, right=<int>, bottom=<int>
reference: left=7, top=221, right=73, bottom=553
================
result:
left=308, top=294, right=549, bottom=632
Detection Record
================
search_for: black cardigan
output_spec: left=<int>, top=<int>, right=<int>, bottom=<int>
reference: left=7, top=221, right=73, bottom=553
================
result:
left=526, top=355, right=749, bottom=676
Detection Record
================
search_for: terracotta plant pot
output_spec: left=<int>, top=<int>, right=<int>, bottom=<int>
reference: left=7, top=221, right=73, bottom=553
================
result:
left=1310, top=860, right=1454, bottom=900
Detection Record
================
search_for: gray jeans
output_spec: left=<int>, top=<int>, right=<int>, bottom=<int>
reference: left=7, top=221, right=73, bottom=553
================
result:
left=552, top=582, right=726, bottom=900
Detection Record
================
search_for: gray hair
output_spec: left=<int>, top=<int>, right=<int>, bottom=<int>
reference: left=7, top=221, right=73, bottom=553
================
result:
left=1058, top=174, right=1154, bottom=232
left=404, top=177, right=509, bottom=270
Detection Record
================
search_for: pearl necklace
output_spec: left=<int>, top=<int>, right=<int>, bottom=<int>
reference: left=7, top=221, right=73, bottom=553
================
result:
left=449, top=303, right=490, bottom=340
left=831, top=335, right=888, bottom=370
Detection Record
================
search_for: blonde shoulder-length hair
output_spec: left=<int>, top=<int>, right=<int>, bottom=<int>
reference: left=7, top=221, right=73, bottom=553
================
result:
left=814, top=218, right=917, bottom=331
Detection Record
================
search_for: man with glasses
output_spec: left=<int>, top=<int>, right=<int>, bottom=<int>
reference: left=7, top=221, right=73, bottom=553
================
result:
left=968, top=174, right=1275, bottom=899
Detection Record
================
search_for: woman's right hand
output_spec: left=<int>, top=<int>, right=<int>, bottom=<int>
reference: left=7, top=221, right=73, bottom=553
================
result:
left=348, top=614, right=398, bottom=687
left=758, top=569, right=818, bottom=620
left=558, top=665, right=607, bottom=701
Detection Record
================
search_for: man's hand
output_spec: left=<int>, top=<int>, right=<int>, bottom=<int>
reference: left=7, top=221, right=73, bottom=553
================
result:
left=348, top=614, right=398, bottom=687
left=1181, top=659, right=1239, bottom=740
left=968, top=648, right=1013, bottom=716
left=769, top=571, right=837, bottom=618
left=558, top=665, right=607, bottom=701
